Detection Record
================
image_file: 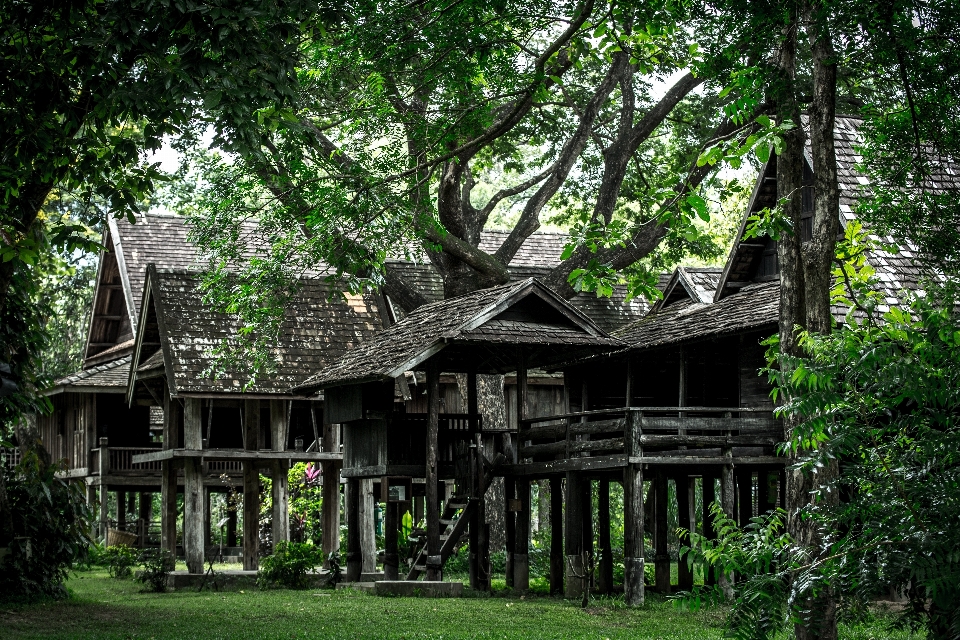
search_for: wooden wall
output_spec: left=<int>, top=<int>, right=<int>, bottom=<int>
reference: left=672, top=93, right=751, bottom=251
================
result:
left=738, top=330, right=776, bottom=411
left=38, top=392, right=96, bottom=470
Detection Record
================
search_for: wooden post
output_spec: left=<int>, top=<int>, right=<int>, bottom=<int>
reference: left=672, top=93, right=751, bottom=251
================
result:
left=676, top=474, right=693, bottom=590
left=582, top=479, right=594, bottom=588
left=227, top=502, right=238, bottom=547
left=720, top=446, right=736, bottom=598
left=346, top=477, right=361, bottom=581
left=563, top=471, right=583, bottom=598
left=242, top=399, right=260, bottom=571
left=203, top=487, right=212, bottom=552
left=138, top=492, right=152, bottom=547
left=654, top=472, right=670, bottom=593
left=425, top=359, right=441, bottom=581
left=117, top=490, right=127, bottom=531
left=183, top=397, right=204, bottom=573
left=360, top=478, right=376, bottom=573
left=549, top=475, right=563, bottom=595
left=702, top=474, right=717, bottom=585
left=513, top=355, right=529, bottom=590
left=384, top=501, right=399, bottom=580
left=270, top=400, right=289, bottom=548
left=99, top=484, right=109, bottom=541
left=597, top=480, right=613, bottom=593
left=623, top=409, right=644, bottom=605
left=515, top=479, right=530, bottom=591
left=467, top=370, right=481, bottom=590
left=161, top=391, right=179, bottom=557
left=759, top=468, right=777, bottom=516
left=737, top=469, right=753, bottom=527
left=504, top=475, right=516, bottom=588
left=321, top=416, right=341, bottom=567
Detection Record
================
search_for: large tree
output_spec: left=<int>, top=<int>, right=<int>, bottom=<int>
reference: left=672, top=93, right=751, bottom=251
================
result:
left=0, top=0, right=318, bottom=316
left=184, top=0, right=772, bottom=329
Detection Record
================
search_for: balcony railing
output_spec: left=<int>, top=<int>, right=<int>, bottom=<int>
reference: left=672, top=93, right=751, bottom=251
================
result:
left=517, top=407, right=782, bottom=464
left=1, top=447, right=20, bottom=469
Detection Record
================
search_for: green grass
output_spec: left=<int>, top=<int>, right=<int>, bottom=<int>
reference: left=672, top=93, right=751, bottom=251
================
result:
left=0, top=569, right=921, bottom=639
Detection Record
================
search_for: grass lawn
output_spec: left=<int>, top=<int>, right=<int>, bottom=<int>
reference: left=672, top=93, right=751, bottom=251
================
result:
left=0, top=569, right=921, bottom=640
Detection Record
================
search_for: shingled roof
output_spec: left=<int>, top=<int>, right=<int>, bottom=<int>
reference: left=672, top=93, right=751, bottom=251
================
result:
left=128, top=266, right=385, bottom=399
left=714, top=116, right=948, bottom=314
left=653, top=267, right=722, bottom=311
left=294, top=278, right=623, bottom=392
left=385, top=260, right=667, bottom=332
left=614, top=280, right=779, bottom=350
left=45, top=356, right=132, bottom=395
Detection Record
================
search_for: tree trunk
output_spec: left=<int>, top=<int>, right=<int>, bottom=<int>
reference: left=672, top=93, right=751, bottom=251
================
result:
left=477, top=373, right=507, bottom=551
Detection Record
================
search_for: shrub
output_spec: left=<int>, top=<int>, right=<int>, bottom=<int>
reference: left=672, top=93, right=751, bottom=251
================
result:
left=257, top=542, right=323, bottom=590
left=136, top=548, right=175, bottom=593
left=103, top=544, right=137, bottom=578
left=0, top=450, right=91, bottom=601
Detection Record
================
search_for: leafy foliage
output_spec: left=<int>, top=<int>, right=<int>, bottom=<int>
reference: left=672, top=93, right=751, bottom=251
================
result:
left=257, top=541, right=324, bottom=590
left=0, top=449, right=92, bottom=600
left=135, top=548, right=175, bottom=593
left=102, top=544, right=137, bottom=579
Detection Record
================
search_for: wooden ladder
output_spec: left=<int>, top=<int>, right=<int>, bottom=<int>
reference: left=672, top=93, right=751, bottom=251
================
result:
left=406, top=452, right=505, bottom=580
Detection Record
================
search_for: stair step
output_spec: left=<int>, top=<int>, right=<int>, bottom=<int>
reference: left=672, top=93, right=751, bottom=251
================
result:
left=446, top=502, right=467, bottom=510
left=439, top=519, right=456, bottom=526
left=414, top=564, right=426, bottom=571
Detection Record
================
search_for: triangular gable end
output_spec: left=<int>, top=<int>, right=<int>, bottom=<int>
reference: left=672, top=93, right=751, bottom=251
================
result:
left=457, top=279, right=604, bottom=338
left=83, top=225, right=137, bottom=365
left=653, top=268, right=699, bottom=311
left=126, top=265, right=171, bottom=405
left=713, top=155, right=817, bottom=301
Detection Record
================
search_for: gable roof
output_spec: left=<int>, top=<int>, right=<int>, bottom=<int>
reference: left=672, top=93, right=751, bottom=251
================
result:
left=614, top=280, right=780, bottom=350
left=44, top=356, right=132, bottom=396
left=653, top=267, right=722, bottom=311
left=294, top=278, right=623, bottom=393
left=127, top=266, right=385, bottom=400
left=713, top=116, right=934, bottom=317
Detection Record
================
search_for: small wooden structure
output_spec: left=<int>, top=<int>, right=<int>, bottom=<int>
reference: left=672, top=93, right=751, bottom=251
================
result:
left=294, top=278, right=623, bottom=587
left=127, top=264, right=388, bottom=573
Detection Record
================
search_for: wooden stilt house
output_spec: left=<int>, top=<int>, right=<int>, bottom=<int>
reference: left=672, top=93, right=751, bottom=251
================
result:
left=292, top=278, right=623, bottom=588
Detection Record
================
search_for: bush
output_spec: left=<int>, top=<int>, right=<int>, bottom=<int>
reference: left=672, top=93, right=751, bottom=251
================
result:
left=136, top=548, right=175, bottom=593
left=102, top=544, right=137, bottom=579
left=0, top=450, right=91, bottom=601
left=257, top=542, right=324, bottom=590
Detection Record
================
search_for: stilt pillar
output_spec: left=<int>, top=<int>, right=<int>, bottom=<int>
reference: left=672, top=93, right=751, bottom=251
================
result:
left=346, top=477, right=361, bottom=581
left=99, top=484, right=109, bottom=541
left=581, top=478, right=593, bottom=590
left=720, top=449, right=736, bottom=599
left=359, top=478, right=376, bottom=573
left=563, top=471, right=583, bottom=598
left=117, top=490, right=127, bottom=531
left=183, top=397, right=204, bottom=573
left=654, top=472, right=670, bottom=593
left=321, top=414, right=341, bottom=566
left=737, top=469, right=753, bottom=527
left=226, top=501, right=238, bottom=548
left=676, top=474, right=693, bottom=591
left=702, top=474, right=718, bottom=585
left=623, top=408, right=645, bottom=605
left=384, top=501, right=399, bottom=580
left=242, top=399, right=260, bottom=571
left=138, top=492, right=152, bottom=547
left=597, top=480, right=613, bottom=594
left=504, top=475, right=516, bottom=587
left=271, top=400, right=290, bottom=549
left=515, top=479, right=530, bottom=591
left=549, top=475, right=564, bottom=595
left=467, top=370, right=481, bottom=590
left=425, top=360, right=441, bottom=581
left=161, top=391, right=180, bottom=557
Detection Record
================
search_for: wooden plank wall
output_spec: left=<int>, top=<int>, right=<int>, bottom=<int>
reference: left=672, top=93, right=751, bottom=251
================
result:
left=38, top=393, right=95, bottom=470
left=738, top=330, right=776, bottom=411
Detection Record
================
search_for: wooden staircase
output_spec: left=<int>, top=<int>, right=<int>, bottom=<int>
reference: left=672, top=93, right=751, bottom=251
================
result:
left=406, top=452, right=505, bottom=580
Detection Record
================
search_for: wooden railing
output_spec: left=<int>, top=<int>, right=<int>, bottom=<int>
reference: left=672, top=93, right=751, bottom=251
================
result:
left=91, top=446, right=163, bottom=475
left=518, top=407, right=782, bottom=463
left=1, top=447, right=20, bottom=469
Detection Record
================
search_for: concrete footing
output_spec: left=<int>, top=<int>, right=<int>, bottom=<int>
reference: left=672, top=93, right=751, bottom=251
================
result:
left=373, top=580, right=464, bottom=598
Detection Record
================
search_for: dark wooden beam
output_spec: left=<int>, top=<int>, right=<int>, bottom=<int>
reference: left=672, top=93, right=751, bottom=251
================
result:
left=425, top=359, right=441, bottom=581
